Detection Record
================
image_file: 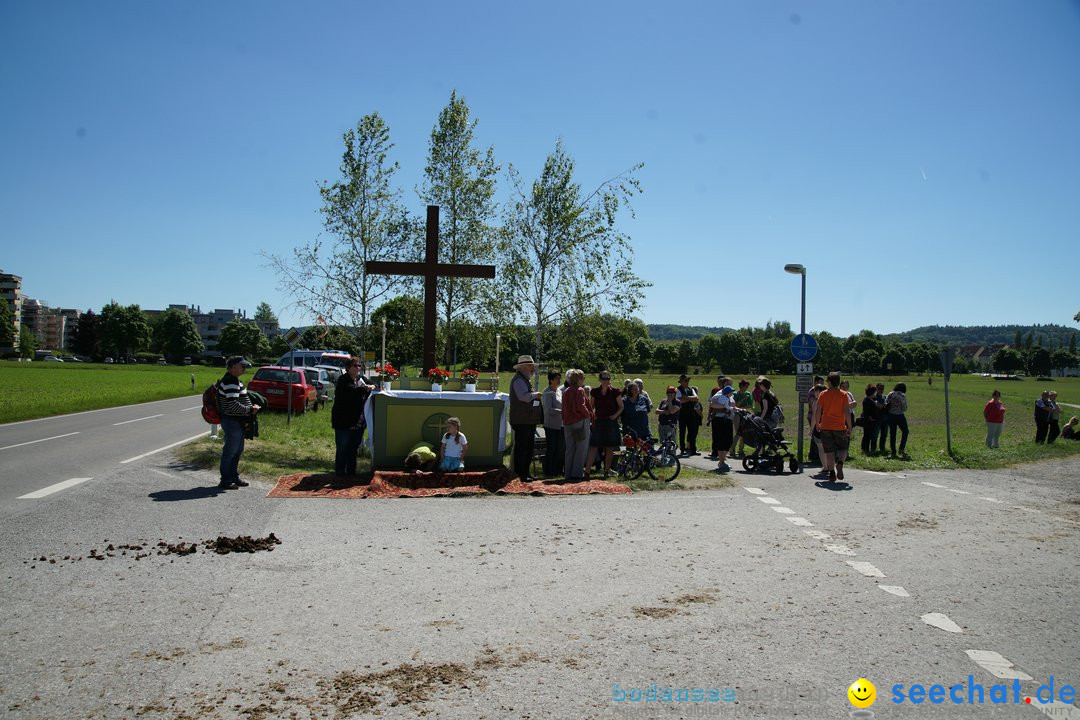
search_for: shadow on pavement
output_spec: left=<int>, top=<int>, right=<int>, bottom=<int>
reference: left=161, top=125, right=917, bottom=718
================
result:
left=814, top=480, right=853, bottom=491
left=148, top=486, right=226, bottom=502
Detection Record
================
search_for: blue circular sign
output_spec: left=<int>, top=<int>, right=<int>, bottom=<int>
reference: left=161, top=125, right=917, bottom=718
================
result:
left=790, top=333, right=818, bottom=362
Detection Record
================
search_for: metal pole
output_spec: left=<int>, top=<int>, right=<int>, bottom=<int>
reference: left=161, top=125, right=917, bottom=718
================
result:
left=287, top=347, right=295, bottom=423
left=944, top=373, right=952, bottom=455
left=381, top=317, right=386, bottom=373
left=797, top=272, right=806, bottom=469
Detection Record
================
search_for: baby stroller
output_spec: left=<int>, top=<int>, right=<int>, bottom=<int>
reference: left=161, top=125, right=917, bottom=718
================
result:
left=737, top=409, right=800, bottom=474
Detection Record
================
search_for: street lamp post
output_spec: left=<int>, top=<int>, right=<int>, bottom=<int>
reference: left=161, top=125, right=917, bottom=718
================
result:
left=785, top=263, right=807, bottom=468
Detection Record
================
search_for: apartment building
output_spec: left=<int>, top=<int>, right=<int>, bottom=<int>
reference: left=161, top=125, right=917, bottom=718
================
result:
left=0, top=271, right=23, bottom=350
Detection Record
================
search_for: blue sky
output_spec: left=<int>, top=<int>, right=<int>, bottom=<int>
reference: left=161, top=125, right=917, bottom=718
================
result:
left=2, top=1, right=1078, bottom=337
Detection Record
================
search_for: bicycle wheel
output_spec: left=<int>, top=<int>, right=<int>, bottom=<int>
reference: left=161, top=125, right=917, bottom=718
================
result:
left=647, top=448, right=681, bottom=482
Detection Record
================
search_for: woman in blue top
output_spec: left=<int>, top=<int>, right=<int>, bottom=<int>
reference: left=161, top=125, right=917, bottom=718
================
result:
left=621, top=382, right=652, bottom=440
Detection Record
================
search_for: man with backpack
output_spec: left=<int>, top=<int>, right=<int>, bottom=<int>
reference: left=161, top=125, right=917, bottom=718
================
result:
left=216, top=356, right=260, bottom=489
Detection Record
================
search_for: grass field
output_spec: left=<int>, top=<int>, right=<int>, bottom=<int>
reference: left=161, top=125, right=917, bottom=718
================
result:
left=0, top=363, right=224, bottom=424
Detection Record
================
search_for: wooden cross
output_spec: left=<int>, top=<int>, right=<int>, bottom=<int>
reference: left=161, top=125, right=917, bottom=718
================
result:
left=366, top=205, right=496, bottom=373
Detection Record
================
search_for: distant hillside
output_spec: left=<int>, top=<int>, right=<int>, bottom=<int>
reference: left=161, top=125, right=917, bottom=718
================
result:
left=647, top=324, right=732, bottom=341
left=647, top=323, right=1078, bottom=346
left=883, top=324, right=1077, bottom=347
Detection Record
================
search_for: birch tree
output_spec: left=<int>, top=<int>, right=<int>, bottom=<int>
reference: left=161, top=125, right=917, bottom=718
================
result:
left=267, top=112, right=418, bottom=351
left=502, top=138, right=649, bottom=360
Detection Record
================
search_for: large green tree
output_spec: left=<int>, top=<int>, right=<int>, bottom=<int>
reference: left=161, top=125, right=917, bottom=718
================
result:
left=99, top=302, right=151, bottom=358
left=370, top=296, right=425, bottom=367
left=1050, top=348, right=1077, bottom=376
left=420, top=91, right=503, bottom=360
left=0, top=298, right=14, bottom=349
left=268, top=112, right=418, bottom=352
left=217, top=320, right=271, bottom=359
left=991, top=347, right=1022, bottom=373
left=70, top=310, right=99, bottom=358
left=152, top=308, right=205, bottom=362
left=1023, top=346, right=1051, bottom=376
left=19, top=325, right=38, bottom=359
left=502, top=138, right=647, bottom=359
left=254, top=302, right=278, bottom=325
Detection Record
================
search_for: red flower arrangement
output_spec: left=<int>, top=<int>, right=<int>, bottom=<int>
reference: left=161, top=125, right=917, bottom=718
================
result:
left=460, top=368, right=480, bottom=383
left=378, top=363, right=400, bottom=381
left=426, top=367, right=451, bottom=383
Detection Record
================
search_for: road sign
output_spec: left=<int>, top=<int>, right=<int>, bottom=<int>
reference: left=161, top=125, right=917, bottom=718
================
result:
left=796, top=374, right=813, bottom=403
left=364, top=351, right=376, bottom=361
left=283, top=327, right=301, bottom=347
left=796, top=362, right=813, bottom=375
left=939, top=347, right=955, bottom=380
left=790, top=333, right=818, bottom=362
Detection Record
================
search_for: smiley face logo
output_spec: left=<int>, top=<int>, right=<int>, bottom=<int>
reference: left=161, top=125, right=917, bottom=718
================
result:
left=848, top=678, right=876, bottom=708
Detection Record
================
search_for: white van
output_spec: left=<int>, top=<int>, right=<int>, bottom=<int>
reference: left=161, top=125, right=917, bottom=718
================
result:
left=275, top=349, right=350, bottom=368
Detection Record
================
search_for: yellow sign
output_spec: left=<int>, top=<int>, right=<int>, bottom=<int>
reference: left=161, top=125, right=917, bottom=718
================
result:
left=364, top=351, right=376, bottom=361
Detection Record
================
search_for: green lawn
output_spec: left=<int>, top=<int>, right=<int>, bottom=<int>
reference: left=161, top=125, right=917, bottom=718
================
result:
left=0, top=362, right=224, bottom=423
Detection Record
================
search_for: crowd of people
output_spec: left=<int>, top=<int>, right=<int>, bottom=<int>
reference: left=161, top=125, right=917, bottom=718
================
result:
left=208, top=353, right=1079, bottom=489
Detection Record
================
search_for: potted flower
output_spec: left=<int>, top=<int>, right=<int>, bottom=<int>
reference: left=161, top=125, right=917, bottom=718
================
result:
left=378, top=363, right=399, bottom=391
left=461, top=368, right=479, bottom=392
left=426, top=367, right=450, bottom=392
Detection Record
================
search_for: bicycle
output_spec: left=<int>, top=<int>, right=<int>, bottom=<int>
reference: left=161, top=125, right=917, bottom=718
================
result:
left=616, top=432, right=681, bottom=482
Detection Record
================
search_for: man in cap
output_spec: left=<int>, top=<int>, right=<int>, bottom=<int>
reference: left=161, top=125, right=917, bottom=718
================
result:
left=216, top=356, right=260, bottom=489
left=509, top=355, right=543, bottom=481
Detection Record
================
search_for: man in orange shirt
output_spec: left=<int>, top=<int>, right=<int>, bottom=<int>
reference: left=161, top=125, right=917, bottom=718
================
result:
left=812, top=372, right=853, bottom=482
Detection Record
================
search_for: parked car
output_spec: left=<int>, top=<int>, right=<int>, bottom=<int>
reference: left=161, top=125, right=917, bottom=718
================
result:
left=59, top=356, right=82, bottom=362
left=313, top=363, right=343, bottom=384
left=42, top=356, right=63, bottom=362
left=302, top=367, right=334, bottom=408
left=247, top=366, right=317, bottom=413
left=275, top=349, right=350, bottom=368
left=104, top=357, right=114, bottom=363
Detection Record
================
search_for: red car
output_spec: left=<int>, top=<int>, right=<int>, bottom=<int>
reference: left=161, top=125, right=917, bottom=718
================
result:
left=247, top=366, right=317, bottom=413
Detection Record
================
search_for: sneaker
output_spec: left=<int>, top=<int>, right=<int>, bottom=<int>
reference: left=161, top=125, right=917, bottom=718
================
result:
left=235, top=479, right=250, bottom=487
left=828, top=469, right=837, bottom=482
left=218, top=481, right=238, bottom=489
left=717, top=464, right=730, bottom=473
left=836, top=462, right=844, bottom=481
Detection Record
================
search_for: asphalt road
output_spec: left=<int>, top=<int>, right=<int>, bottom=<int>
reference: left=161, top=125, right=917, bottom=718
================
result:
left=0, top=423, right=1077, bottom=719
left=0, top=395, right=209, bottom=510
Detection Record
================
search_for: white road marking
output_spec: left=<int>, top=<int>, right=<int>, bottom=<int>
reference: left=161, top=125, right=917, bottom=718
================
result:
left=112, top=414, right=164, bottom=426
left=803, top=529, right=831, bottom=541
left=879, top=585, right=910, bottom=597
left=922, top=612, right=963, bottom=633
left=965, top=650, right=1033, bottom=680
left=771, top=507, right=795, bottom=514
left=758, top=497, right=781, bottom=505
left=946, top=488, right=971, bottom=495
left=979, top=497, right=1004, bottom=503
left=745, top=487, right=768, bottom=495
left=896, top=474, right=907, bottom=478
left=119, top=433, right=207, bottom=464
left=922, top=481, right=948, bottom=488
left=0, top=431, right=80, bottom=451
left=18, top=477, right=93, bottom=499
left=824, top=544, right=856, bottom=556
left=862, top=470, right=888, bottom=476
left=786, top=517, right=813, bottom=527
left=180, top=406, right=201, bottom=412
left=847, top=561, right=885, bottom=578
left=1013, top=506, right=1041, bottom=513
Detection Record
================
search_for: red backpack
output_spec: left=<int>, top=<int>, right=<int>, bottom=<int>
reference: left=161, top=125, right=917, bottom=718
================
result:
left=201, top=384, right=220, bottom=425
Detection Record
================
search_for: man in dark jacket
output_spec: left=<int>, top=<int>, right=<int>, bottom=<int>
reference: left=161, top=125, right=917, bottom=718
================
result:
left=331, top=356, right=373, bottom=476
left=216, top=357, right=260, bottom=489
